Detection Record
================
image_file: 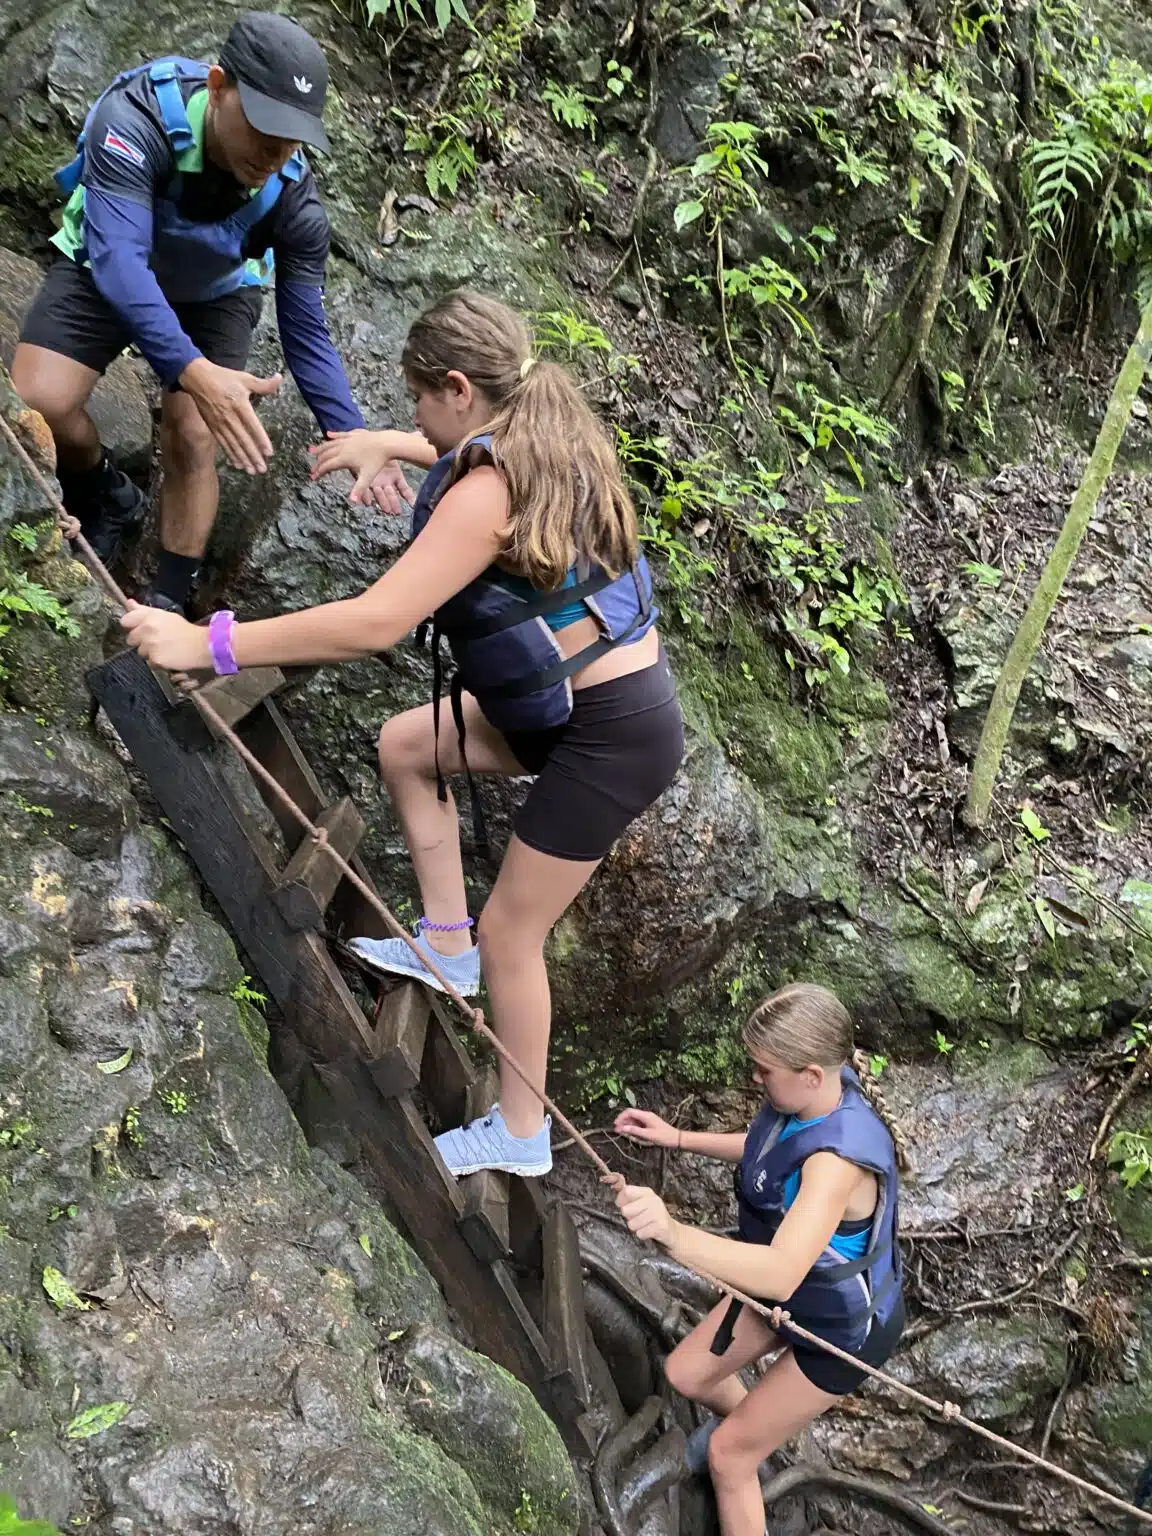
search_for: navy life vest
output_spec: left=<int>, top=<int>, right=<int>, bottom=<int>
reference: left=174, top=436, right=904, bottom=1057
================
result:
left=722, top=1068, right=903, bottom=1347
left=410, top=434, right=658, bottom=854
left=53, top=58, right=305, bottom=304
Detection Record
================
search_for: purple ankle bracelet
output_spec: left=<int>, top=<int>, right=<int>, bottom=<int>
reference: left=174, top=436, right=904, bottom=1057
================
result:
left=418, top=916, right=474, bottom=933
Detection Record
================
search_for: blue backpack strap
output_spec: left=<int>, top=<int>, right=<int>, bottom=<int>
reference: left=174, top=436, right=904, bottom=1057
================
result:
left=229, top=152, right=305, bottom=235
left=149, top=59, right=199, bottom=154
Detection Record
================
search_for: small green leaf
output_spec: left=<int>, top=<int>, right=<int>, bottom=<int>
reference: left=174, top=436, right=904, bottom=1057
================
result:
left=1034, top=896, right=1057, bottom=941
left=1064, top=1183, right=1085, bottom=1202
left=358, top=1233, right=373, bottom=1257
left=1020, top=806, right=1050, bottom=842
left=65, top=1400, right=132, bottom=1439
left=42, top=1266, right=89, bottom=1312
left=96, top=1047, right=133, bottom=1075
left=673, top=199, right=704, bottom=231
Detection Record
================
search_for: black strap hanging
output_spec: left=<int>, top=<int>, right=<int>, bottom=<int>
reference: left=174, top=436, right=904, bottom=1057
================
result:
left=450, top=671, right=491, bottom=863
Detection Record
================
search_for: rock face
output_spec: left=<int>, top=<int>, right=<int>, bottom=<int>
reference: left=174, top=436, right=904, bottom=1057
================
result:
left=0, top=417, right=577, bottom=1534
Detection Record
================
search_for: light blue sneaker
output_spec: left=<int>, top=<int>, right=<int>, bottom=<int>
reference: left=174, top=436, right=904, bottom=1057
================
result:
left=433, top=1104, right=552, bottom=1177
left=347, top=929, right=481, bottom=997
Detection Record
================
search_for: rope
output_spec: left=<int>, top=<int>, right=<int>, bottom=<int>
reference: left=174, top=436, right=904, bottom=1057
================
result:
left=4, top=408, right=1149, bottom=1530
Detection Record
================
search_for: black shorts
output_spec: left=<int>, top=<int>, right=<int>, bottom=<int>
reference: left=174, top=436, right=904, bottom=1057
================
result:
left=783, top=1296, right=906, bottom=1395
left=501, top=651, right=684, bottom=862
left=19, top=254, right=262, bottom=376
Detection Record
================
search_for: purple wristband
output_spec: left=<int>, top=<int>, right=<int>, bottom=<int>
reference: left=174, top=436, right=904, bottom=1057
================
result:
left=208, top=610, right=239, bottom=676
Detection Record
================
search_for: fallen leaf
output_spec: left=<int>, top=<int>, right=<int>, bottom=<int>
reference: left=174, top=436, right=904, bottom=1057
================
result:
left=66, top=1400, right=132, bottom=1439
left=964, top=876, right=989, bottom=915
left=96, top=1047, right=133, bottom=1075
left=1034, top=896, right=1057, bottom=941
left=42, top=1267, right=89, bottom=1312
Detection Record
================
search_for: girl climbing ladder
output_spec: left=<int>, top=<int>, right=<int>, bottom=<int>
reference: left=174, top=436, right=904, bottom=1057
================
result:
left=121, top=288, right=685, bottom=1179
left=612, top=983, right=906, bottom=1536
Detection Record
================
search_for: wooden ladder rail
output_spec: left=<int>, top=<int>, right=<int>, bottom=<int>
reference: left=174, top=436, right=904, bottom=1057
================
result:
left=87, top=649, right=597, bottom=1455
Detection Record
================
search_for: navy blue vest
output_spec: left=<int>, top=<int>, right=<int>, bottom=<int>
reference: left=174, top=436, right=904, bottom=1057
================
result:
left=735, top=1068, right=903, bottom=1336
left=411, top=434, right=658, bottom=735
left=55, top=58, right=304, bottom=304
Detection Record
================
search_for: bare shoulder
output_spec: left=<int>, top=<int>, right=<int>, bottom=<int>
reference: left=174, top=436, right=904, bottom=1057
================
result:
left=431, top=462, right=509, bottom=533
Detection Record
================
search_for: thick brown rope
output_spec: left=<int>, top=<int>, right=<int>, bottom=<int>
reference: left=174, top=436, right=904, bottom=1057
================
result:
left=5, top=409, right=1149, bottom=1529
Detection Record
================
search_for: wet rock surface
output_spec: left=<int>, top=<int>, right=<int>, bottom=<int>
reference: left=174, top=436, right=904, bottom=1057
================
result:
left=0, top=446, right=578, bottom=1533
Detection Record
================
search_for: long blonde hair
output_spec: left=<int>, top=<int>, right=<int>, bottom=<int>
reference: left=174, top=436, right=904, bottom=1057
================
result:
left=743, top=984, right=910, bottom=1171
left=401, top=290, right=638, bottom=589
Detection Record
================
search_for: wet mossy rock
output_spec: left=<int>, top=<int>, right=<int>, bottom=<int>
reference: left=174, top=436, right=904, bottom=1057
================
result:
left=0, top=701, right=574, bottom=1533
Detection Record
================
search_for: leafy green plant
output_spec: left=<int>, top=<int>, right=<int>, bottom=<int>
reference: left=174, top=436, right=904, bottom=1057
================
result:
left=774, top=383, right=894, bottom=487
left=933, top=1030, right=955, bottom=1055
left=868, top=1053, right=889, bottom=1077
left=1108, top=1128, right=1152, bottom=1189
left=807, top=107, right=891, bottom=189
left=1019, top=805, right=1051, bottom=842
left=159, top=1088, right=190, bottom=1116
left=964, top=560, right=1003, bottom=588
left=349, top=0, right=470, bottom=35
left=542, top=80, right=596, bottom=135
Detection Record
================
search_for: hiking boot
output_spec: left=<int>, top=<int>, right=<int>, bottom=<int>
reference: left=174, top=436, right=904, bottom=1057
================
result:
left=347, top=929, right=481, bottom=997
left=433, top=1104, right=552, bottom=1177
left=684, top=1416, right=720, bottom=1476
left=58, top=453, right=144, bottom=566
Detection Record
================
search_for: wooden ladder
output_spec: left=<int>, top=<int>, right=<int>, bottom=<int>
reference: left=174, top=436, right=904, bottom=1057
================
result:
left=88, top=650, right=596, bottom=1455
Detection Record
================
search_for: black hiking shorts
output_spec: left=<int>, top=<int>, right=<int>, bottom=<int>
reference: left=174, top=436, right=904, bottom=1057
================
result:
left=20, top=254, right=262, bottom=377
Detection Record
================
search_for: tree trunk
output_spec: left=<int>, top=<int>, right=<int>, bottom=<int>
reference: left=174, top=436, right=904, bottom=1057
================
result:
left=963, top=299, right=1152, bottom=827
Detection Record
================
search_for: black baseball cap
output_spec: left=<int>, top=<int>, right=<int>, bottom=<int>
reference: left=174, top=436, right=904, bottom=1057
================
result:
left=219, top=11, right=331, bottom=153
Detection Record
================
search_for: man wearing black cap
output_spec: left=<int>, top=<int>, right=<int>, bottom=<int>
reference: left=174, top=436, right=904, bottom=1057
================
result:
left=11, top=12, right=409, bottom=610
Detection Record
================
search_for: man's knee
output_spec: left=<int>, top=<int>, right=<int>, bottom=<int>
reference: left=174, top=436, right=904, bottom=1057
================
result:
left=10, top=344, right=92, bottom=425
left=160, top=410, right=216, bottom=477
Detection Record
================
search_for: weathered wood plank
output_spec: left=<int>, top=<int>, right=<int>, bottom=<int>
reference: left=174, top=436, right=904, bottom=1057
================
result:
left=542, top=1202, right=591, bottom=1421
left=273, top=796, right=365, bottom=931
left=167, top=666, right=287, bottom=750
left=314, top=1061, right=553, bottom=1391
left=368, top=982, right=429, bottom=1097
left=88, top=649, right=374, bottom=1067
left=423, top=991, right=477, bottom=1129
left=459, top=1170, right=511, bottom=1263
left=234, top=697, right=327, bottom=849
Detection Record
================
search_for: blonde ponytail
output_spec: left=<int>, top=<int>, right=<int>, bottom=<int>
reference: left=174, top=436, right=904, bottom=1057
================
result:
left=853, top=1048, right=912, bottom=1173
left=401, top=290, right=638, bottom=589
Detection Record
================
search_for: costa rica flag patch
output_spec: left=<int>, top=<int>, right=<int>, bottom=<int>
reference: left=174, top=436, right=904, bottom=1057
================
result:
left=103, top=129, right=146, bottom=166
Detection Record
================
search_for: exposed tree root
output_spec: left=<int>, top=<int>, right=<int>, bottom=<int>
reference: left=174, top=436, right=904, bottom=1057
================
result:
left=761, top=1463, right=955, bottom=1535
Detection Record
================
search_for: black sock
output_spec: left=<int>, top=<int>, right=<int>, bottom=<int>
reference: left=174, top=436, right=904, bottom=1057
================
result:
left=154, top=549, right=201, bottom=605
left=57, top=450, right=116, bottom=518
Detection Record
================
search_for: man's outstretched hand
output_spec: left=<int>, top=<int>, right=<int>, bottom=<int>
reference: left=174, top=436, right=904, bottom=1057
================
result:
left=180, top=357, right=281, bottom=474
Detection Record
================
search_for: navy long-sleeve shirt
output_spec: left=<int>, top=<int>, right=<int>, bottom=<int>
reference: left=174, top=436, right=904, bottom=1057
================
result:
left=55, top=67, right=365, bottom=432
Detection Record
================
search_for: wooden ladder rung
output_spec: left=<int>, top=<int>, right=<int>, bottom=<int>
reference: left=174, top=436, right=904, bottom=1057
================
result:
left=542, top=1202, right=590, bottom=1418
left=272, top=796, right=365, bottom=931
left=445, top=1058, right=511, bottom=1261
left=466, top=1066, right=548, bottom=1268
left=167, top=666, right=287, bottom=749
left=367, top=982, right=429, bottom=1097
left=422, top=992, right=478, bottom=1129
left=459, top=1170, right=511, bottom=1262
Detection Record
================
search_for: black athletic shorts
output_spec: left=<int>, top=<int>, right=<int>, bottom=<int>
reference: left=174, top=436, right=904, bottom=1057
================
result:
left=712, top=1293, right=906, bottom=1396
left=501, top=650, right=684, bottom=862
left=19, top=255, right=262, bottom=377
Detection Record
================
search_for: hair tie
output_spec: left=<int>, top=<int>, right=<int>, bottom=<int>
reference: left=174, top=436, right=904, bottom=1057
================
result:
left=519, top=357, right=537, bottom=380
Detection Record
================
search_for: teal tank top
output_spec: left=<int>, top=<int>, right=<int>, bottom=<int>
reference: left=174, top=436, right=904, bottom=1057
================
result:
left=778, top=1113, right=870, bottom=1260
left=493, top=568, right=588, bottom=632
